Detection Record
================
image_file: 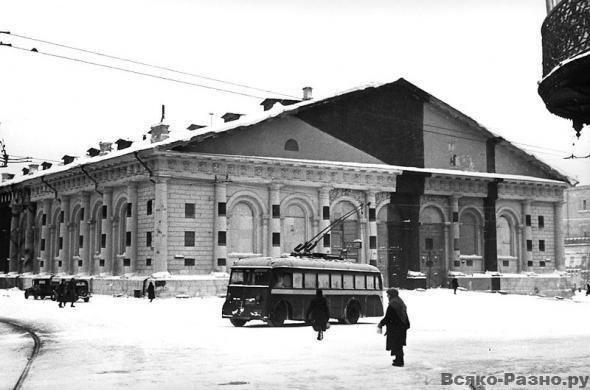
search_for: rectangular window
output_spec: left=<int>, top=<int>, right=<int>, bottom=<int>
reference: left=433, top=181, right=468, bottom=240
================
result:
left=304, top=273, right=316, bottom=289
left=41, top=239, right=45, bottom=251
left=147, top=200, right=153, bottom=215
left=367, top=275, right=375, bottom=289
left=185, top=231, right=195, bottom=247
left=184, top=258, right=195, bottom=266
left=527, top=260, right=533, bottom=267
left=42, top=214, right=47, bottom=226
left=330, top=273, right=342, bottom=289
left=539, top=261, right=546, bottom=267
left=39, top=261, right=44, bottom=268
left=583, top=200, right=587, bottom=210
left=452, top=212, right=459, bottom=223
left=323, top=206, right=330, bottom=220
left=217, top=258, right=226, bottom=267
left=218, top=202, right=226, bottom=216
left=354, top=275, right=365, bottom=289
left=79, top=235, right=84, bottom=248
left=125, top=231, right=131, bottom=247
left=101, top=234, right=106, bottom=248
left=272, top=232, right=280, bottom=247
left=525, top=215, right=531, bottom=227
left=185, top=203, right=195, bottom=218
left=466, top=260, right=473, bottom=267
left=102, top=205, right=107, bottom=219
left=126, top=203, right=132, bottom=217
left=323, top=234, right=330, bottom=248
left=368, top=208, right=376, bottom=222
left=78, top=260, right=83, bottom=267
left=123, top=258, right=131, bottom=267
left=80, top=208, right=84, bottom=221
left=272, top=204, right=280, bottom=218
left=59, top=211, right=64, bottom=223
left=343, top=274, right=354, bottom=289
left=99, top=259, right=105, bottom=267
left=58, top=260, right=62, bottom=267
left=218, top=231, right=226, bottom=246
left=318, top=273, right=330, bottom=289
left=526, top=240, right=533, bottom=251
left=502, top=260, right=509, bottom=267
left=146, top=258, right=152, bottom=266
left=538, top=216, right=544, bottom=228
left=425, top=238, right=434, bottom=250
left=293, top=272, right=303, bottom=288
left=59, top=237, right=63, bottom=250
left=454, top=260, right=460, bottom=267
left=146, top=231, right=152, bottom=247
left=539, top=240, right=545, bottom=252
left=369, top=236, right=377, bottom=250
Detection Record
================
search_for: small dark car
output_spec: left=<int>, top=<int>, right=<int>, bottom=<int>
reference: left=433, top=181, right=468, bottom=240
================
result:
left=24, top=277, right=60, bottom=300
left=73, top=279, right=92, bottom=302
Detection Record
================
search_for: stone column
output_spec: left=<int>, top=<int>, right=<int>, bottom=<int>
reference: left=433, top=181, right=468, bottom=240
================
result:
left=516, top=225, right=523, bottom=273
left=81, top=192, right=91, bottom=274
left=127, top=182, right=138, bottom=273
left=268, top=184, right=281, bottom=257
left=522, top=200, right=533, bottom=271
left=261, top=217, right=269, bottom=257
left=102, top=188, right=113, bottom=274
left=42, top=199, right=52, bottom=274
left=8, top=205, right=19, bottom=273
left=443, top=222, right=451, bottom=273
left=24, top=204, right=35, bottom=274
left=61, top=196, right=71, bottom=274
left=153, top=178, right=168, bottom=273
left=554, top=201, right=564, bottom=271
left=318, top=187, right=331, bottom=254
left=366, top=191, right=378, bottom=266
left=450, top=195, right=461, bottom=266
left=214, top=181, right=227, bottom=271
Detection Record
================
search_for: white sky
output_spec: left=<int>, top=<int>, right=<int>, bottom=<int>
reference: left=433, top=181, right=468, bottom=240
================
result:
left=1, top=0, right=589, bottom=184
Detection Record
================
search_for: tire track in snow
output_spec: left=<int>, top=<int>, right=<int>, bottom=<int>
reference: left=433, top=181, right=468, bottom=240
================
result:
left=0, top=318, right=42, bottom=390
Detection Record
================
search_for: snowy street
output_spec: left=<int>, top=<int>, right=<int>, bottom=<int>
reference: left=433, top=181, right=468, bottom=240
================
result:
left=1, top=288, right=590, bottom=390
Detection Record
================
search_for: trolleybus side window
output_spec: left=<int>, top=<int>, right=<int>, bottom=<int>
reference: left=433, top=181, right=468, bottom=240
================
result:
left=304, top=273, right=316, bottom=289
left=293, top=272, right=303, bottom=288
left=330, top=273, right=343, bottom=289
left=230, top=269, right=269, bottom=285
left=355, top=274, right=365, bottom=289
left=367, top=274, right=375, bottom=289
left=230, top=270, right=244, bottom=284
left=343, top=274, right=354, bottom=289
left=318, top=273, right=330, bottom=289
left=273, top=271, right=293, bottom=288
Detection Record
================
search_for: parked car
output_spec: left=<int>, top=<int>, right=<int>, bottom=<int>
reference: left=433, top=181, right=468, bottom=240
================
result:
left=24, top=277, right=59, bottom=300
left=73, top=279, right=92, bottom=302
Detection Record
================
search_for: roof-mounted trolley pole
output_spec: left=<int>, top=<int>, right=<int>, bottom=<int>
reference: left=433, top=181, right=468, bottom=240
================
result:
left=291, top=202, right=368, bottom=259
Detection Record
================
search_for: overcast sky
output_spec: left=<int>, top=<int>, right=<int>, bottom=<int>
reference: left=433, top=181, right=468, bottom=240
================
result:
left=1, top=0, right=588, bottom=184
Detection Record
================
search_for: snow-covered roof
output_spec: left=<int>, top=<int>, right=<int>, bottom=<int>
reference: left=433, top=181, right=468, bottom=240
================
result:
left=0, top=78, right=574, bottom=189
left=232, top=256, right=381, bottom=273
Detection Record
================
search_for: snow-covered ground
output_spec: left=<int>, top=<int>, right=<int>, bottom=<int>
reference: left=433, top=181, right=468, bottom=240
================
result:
left=1, top=288, right=590, bottom=390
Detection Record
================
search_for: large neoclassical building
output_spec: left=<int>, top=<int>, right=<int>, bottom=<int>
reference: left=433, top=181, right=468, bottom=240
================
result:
left=0, top=79, right=573, bottom=293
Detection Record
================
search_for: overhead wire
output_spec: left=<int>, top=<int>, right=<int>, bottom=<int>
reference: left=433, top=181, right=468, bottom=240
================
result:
left=1, top=31, right=300, bottom=100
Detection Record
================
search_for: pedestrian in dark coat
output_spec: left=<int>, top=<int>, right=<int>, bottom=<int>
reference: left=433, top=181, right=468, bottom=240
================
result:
left=56, top=280, right=66, bottom=308
left=305, top=289, right=330, bottom=340
left=147, top=282, right=156, bottom=302
left=586, top=284, right=590, bottom=296
left=378, top=288, right=410, bottom=367
left=67, top=278, right=78, bottom=308
left=451, top=278, right=459, bottom=295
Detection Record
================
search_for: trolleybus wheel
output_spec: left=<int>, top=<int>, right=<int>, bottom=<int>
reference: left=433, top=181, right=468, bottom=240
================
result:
left=344, top=301, right=361, bottom=324
left=24, top=291, right=29, bottom=299
left=269, top=302, right=288, bottom=327
left=230, top=319, right=248, bottom=327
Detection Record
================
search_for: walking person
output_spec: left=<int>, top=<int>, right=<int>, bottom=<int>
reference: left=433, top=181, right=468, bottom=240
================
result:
left=305, top=289, right=330, bottom=341
left=56, top=279, right=66, bottom=308
left=378, top=288, right=410, bottom=367
left=67, top=278, right=78, bottom=308
left=586, top=283, right=590, bottom=296
left=452, top=278, right=459, bottom=295
left=147, top=281, right=156, bottom=303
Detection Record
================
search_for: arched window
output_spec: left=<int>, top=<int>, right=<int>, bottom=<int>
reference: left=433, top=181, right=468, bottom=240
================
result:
left=460, top=211, right=481, bottom=256
left=497, top=216, right=513, bottom=257
left=228, top=202, right=255, bottom=254
left=284, top=139, right=299, bottom=152
left=282, top=204, right=307, bottom=253
left=331, top=201, right=360, bottom=261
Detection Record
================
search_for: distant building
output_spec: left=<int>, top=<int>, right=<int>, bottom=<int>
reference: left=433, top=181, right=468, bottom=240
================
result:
left=564, top=186, right=590, bottom=285
left=0, top=79, right=574, bottom=294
